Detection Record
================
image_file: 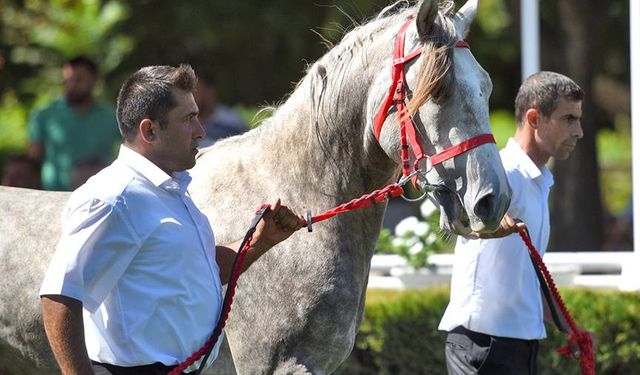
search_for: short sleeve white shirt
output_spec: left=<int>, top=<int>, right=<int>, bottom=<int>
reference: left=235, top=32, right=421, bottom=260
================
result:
left=40, top=145, right=224, bottom=369
left=439, top=138, right=554, bottom=339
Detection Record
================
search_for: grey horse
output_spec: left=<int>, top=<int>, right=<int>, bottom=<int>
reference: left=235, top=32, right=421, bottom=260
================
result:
left=0, top=0, right=510, bottom=374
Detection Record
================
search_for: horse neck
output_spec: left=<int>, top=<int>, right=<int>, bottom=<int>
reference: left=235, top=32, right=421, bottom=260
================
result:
left=256, top=26, right=401, bottom=203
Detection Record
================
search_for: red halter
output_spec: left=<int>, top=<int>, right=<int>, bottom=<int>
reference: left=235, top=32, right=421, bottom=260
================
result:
left=373, top=18, right=495, bottom=180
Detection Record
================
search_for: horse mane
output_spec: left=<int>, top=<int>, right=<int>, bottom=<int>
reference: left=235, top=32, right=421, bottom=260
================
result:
left=305, top=0, right=457, bottom=127
left=198, top=1, right=458, bottom=180
left=289, top=1, right=457, bottom=174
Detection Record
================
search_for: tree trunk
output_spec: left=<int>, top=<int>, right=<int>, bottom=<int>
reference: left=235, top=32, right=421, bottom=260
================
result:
left=548, top=0, right=604, bottom=251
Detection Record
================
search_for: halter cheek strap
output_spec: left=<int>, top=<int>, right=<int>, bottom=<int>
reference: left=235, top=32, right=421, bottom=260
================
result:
left=373, top=18, right=495, bottom=180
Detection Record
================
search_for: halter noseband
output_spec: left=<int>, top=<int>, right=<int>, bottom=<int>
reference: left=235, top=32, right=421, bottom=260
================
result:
left=373, top=18, right=496, bottom=189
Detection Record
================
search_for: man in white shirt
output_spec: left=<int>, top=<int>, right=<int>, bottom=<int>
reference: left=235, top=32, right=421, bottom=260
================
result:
left=39, top=64, right=304, bottom=375
left=439, top=71, right=585, bottom=374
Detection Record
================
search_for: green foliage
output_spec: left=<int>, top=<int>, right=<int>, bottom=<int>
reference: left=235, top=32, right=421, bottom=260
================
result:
left=336, top=288, right=640, bottom=375
left=26, top=0, right=132, bottom=69
left=488, top=109, right=515, bottom=148
left=2, top=0, right=132, bottom=97
left=475, top=0, right=511, bottom=37
left=0, top=92, right=29, bottom=153
left=0, top=0, right=132, bottom=169
left=597, top=127, right=632, bottom=214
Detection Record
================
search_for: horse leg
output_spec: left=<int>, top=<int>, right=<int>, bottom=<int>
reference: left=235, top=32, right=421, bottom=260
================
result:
left=0, top=339, right=44, bottom=375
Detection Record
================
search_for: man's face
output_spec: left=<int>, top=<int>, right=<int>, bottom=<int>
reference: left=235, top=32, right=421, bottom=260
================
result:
left=537, top=98, right=583, bottom=160
left=63, top=64, right=96, bottom=105
left=152, top=89, right=205, bottom=174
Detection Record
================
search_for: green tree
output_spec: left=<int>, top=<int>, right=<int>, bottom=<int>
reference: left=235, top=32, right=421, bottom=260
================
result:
left=0, top=0, right=132, bottom=160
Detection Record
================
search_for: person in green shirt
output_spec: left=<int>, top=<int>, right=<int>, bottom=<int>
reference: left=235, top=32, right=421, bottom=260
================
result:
left=27, top=56, right=121, bottom=191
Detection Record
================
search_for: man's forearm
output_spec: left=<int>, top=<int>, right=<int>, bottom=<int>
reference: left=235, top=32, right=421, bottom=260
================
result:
left=41, top=295, right=94, bottom=375
left=216, top=239, right=270, bottom=285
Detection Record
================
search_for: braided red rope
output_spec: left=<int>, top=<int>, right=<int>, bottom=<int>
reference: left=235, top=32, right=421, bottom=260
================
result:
left=305, top=183, right=405, bottom=226
left=517, top=229, right=596, bottom=375
left=168, top=206, right=269, bottom=375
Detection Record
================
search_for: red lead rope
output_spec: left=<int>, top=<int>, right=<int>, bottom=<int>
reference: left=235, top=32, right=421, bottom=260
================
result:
left=172, top=193, right=596, bottom=375
left=518, top=229, right=596, bottom=375
left=302, top=183, right=405, bottom=229
left=169, top=206, right=270, bottom=375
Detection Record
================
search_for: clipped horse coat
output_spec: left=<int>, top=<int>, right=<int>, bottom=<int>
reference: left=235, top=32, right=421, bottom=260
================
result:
left=0, top=1, right=510, bottom=374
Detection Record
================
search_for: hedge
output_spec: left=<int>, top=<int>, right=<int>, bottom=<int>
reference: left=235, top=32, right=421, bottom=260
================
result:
left=335, top=287, right=640, bottom=375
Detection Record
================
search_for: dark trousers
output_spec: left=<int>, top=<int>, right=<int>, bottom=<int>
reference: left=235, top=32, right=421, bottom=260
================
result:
left=91, top=361, right=196, bottom=375
left=444, top=326, right=539, bottom=375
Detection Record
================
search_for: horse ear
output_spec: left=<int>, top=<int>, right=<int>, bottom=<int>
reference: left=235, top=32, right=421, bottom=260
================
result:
left=416, top=0, right=439, bottom=40
left=454, top=0, right=478, bottom=39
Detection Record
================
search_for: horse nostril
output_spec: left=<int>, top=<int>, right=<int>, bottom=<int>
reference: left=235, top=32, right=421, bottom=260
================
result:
left=474, top=193, right=496, bottom=222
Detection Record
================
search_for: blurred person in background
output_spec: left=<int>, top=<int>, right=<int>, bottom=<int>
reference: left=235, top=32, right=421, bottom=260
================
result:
left=70, top=156, right=106, bottom=190
left=194, top=69, right=248, bottom=148
left=0, top=154, right=42, bottom=189
left=27, top=55, right=121, bottom=191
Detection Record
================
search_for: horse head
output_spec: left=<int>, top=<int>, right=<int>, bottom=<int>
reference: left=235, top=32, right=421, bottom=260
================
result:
left=372, top=0, right=510, bottom=235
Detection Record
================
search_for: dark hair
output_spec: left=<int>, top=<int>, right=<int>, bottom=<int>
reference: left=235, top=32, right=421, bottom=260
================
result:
left=66, top=55, right=98, bottom=76
left=514, top=71, right=584, bottom=125
left=116, top=64, right=197, bottom=140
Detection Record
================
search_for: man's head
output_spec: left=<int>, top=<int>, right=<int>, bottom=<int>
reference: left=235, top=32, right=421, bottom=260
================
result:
left=116, top=64, right=204, bottom=174
left=63, top=56, right=98, bottom=106
left=515, top=71, right=584, bottom=163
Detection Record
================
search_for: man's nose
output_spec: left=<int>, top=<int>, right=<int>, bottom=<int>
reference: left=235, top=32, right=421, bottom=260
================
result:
left=193, top=120, right=205, bottom=139
left=574, top=122, right=584, bottom=139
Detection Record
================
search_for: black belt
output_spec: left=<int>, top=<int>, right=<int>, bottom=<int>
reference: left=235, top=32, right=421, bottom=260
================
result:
left=449, top=325, right=538, bottom=347
left=91, top=361, right=196, bottom=375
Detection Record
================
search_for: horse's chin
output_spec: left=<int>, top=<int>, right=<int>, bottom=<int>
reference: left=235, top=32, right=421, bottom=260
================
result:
left=435, top=190, right=472, bottom=235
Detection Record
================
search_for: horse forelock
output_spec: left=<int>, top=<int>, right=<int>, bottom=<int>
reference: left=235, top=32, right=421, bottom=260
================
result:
left=406, top=4, right=458, bottom=116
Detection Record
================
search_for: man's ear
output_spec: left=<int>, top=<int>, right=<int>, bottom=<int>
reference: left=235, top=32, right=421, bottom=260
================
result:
left=138, top=119, right=156, bottom=144
left=524, top=108, right=540, bottom=130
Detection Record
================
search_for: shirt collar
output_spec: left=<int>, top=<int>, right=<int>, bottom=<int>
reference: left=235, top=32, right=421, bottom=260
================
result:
left=505, top=138, right=554, bottom=189
left=117, top=145, right=192, bottom=194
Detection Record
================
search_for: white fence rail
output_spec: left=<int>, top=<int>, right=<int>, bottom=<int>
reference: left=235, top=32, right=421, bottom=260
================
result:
left=368, top=252, right=636, bottom=290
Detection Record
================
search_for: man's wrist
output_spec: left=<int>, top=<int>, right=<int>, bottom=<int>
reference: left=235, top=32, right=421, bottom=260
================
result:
left=249, top=239, right=273, bottom=257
